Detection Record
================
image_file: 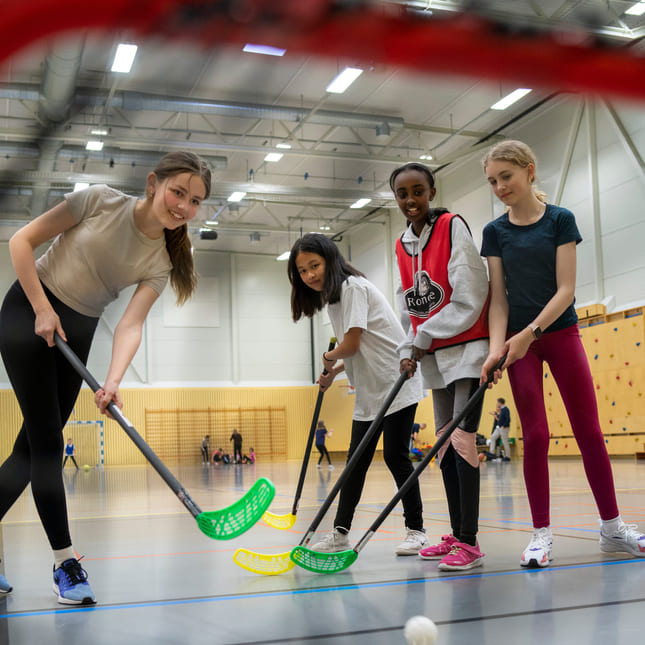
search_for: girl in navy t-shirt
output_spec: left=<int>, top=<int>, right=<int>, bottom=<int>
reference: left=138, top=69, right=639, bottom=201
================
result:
left=480, top=139, right=645, bottom=568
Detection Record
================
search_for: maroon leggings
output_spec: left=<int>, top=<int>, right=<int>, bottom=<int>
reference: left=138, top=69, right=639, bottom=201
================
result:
left=508, top=324, right=619, bottom=528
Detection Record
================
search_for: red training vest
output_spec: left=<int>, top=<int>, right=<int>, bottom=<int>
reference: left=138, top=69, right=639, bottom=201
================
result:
left=396, top=212, right=489, bottom=353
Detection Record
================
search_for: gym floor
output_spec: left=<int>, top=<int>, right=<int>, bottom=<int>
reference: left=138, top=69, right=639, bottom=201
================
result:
left=0, top=455, right=643, bottom=644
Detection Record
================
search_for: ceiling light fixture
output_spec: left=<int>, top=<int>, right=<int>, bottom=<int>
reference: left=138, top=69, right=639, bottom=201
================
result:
left=276, top=142, right=292, bottom=149
left=90, top=128, right=108, bottom=136
left=228, top=191, right=246, bottom=202
left=85, top=140, right=104, bottom=151
left=73, top=182, right=89, bottom=192
left=350, top=198, right=371, bottom=209
left=264, top=152, right=283, bottom=162
left=276, top=251, right=290, bottom=261
left=626, top=2, right=645, bottom=16
left=326, top=67, right=363, bottom=94
left=111, top=43, right=138, bottom=73
left=243, top=43, right=287, bottom=56
left=419, top=154, right=433, bottom=160
left=491, top=88, right=532, bottom=110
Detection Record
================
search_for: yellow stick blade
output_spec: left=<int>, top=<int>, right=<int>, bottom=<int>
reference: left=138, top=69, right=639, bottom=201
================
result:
left=262, top=511, right=297, bottom=530
left=232, top=548, right=295, bottom=576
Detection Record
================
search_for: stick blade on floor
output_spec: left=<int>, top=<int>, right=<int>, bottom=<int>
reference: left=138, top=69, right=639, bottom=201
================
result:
left=54, top=332, right=275, bottom=541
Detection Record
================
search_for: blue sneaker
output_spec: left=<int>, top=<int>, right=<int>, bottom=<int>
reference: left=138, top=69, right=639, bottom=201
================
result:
left=0, top=571, right=12, bottom=594
left=53, top=558, right=96, bottom=605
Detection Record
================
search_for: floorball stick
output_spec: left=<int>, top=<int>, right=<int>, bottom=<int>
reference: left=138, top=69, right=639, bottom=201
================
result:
left=234, top=370, right=410, bottom=575
left=290, top=356, right=506, bottom=573
left=55, top=333, right=275, bottom=540
left=261, top=337, right=337, bottom=530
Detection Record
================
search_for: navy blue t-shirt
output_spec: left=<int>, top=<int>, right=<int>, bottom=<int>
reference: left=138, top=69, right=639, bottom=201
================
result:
left=497, top=406, right=510, bottom=427
left=315, top=428, right=327, bottom=446
left=480, top=204, right=582, bottom=333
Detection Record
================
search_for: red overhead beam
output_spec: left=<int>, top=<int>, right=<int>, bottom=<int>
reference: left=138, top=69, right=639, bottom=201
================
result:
left=1, top=0, right=644, bottom=102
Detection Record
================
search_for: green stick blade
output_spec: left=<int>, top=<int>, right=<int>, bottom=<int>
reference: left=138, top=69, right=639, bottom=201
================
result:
left=196, top=477, right=275, bottom=540
left=290, top=546, right=358, bottom=573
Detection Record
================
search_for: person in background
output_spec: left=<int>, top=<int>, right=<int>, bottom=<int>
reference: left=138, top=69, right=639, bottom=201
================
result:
left=489, top=398, right=511, bottom=461
left=410, top=421, right=427, bottom=453
left=315, top=420, right=334, bottom=470
left=229, top=429, right=243, bottom=464
left=62, top=438, right=79, bottom=469
left=242, top=448, right=256, bottom=464
left=201, top=435, right=210, bottom=466
left=480, top=139, right=645, bottom=568
left=0, top=150, right=210, bottom=602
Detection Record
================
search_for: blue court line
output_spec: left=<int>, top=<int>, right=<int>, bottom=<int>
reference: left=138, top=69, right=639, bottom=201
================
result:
left=1, top=556, right=643, bottom=620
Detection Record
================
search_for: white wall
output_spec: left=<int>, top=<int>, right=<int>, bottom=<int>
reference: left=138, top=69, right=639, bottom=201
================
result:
left=437, top=95, right=645, bottom=311
left=2, top=95, right=645, bottom=387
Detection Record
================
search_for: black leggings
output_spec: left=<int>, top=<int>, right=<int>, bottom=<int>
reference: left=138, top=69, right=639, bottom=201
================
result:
left=0, top=281, right=98, bottom=550
left=316, top=444, right=331, bottom=465
left=334, top=404, right=423, bottom=532
left=62, top=455, right=79, bottom=468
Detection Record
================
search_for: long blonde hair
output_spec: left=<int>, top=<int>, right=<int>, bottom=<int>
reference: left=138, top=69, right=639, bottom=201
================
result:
left=151, top=151, right=212, bottom=305
left=483, top=140, right=547, bottom=203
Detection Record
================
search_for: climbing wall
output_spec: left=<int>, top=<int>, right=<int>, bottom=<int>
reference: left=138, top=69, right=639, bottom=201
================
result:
left=547, top=306, right=645, bottom=456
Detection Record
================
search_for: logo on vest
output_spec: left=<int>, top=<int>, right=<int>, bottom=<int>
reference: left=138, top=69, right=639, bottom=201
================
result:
left=404, top=271, right=444, bottom=318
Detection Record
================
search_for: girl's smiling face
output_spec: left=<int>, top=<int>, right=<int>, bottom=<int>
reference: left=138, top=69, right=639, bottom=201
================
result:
left=295, top=251, right=326, bottom=292
left=150, top=172, right=206, bottom=230
left=393, top=169, right=436, bottom=234
left=485, top=159, right=534, bottom=207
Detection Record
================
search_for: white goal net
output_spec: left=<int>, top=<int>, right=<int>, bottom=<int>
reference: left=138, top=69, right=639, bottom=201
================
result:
left=62, top=420, right=104, bottom=469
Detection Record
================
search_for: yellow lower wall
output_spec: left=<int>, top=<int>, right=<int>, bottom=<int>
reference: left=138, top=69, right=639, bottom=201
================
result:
left=1, top=306, right=643, bottom=465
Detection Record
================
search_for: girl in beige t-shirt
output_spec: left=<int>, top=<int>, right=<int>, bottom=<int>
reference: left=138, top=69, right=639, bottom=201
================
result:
left=0, top=151, right=210, bottom=604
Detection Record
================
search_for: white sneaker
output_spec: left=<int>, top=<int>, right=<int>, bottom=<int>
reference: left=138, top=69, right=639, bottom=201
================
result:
left=311, top=528, right=350, bottom=553
left=395, top=529, right=429, bottom=556
left=328, top=464, right=334, bottom=470
left=599, top=521, right=645, bottom=557
left=520, top=527, right=553, bottom=568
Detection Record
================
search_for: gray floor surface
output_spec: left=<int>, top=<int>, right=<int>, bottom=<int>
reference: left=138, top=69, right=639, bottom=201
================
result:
left=0, top=456, right=643, bottom=644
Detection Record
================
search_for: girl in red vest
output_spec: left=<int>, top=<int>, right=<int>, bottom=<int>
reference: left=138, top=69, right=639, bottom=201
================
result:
left=391, top=162, right=490, bottom=571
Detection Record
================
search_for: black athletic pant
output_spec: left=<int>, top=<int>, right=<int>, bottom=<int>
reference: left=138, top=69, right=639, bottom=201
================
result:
left=334, top=403, right=423, bottom=532
left=0, top=281, right=98, bottom=550
left=62, top=455, right=79, bottom=469
left=433, top=378, right=484, bottom=547
left=316, top=444, right=331, bottom=465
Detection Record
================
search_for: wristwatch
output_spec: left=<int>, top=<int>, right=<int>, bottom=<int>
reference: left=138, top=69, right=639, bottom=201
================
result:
left=529, top=324, right=542, bottom=340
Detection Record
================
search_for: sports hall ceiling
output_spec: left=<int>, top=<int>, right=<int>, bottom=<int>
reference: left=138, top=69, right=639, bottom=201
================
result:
left=1, top=0, right=644, bottom=257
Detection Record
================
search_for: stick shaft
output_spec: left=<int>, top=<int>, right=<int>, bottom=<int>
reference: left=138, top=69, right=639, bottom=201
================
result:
left=291, top=338, right=336, bottom=515
left=356, top=357, right=506, bottom=548
left=54, top=333, right=202, bottom=518
left=300, top=370, right=409, bottom=545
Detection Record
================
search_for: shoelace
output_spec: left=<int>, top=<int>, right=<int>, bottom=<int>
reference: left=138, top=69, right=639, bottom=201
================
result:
left=528, top=531, right=551, bottom=550
left=620, top=523, right=644, bottom=540
left=60, top=559, right=88, bottom=585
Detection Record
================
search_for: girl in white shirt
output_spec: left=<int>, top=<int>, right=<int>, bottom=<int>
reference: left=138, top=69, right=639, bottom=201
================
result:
left=288, top=233, right=428, bottom=557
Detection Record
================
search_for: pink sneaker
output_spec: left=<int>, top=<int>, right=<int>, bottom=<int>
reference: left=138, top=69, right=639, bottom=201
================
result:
left=438, top=541, right=484, bottom=571
left=418, top=534, right=459, bottom=560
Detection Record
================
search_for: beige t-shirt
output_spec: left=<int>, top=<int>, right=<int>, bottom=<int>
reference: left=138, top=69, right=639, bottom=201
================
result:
left=36, top=184, right=171, bottom=317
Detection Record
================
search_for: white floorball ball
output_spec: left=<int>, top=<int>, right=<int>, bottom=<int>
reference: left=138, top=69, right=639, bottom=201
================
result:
left=404, top=616, right=438, bottom=645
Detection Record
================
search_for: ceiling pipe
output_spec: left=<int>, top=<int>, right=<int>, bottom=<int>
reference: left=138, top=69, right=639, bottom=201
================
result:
left=0, top=142, right=227, bottom=169
left=0, top=84, right=405, bottom=131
